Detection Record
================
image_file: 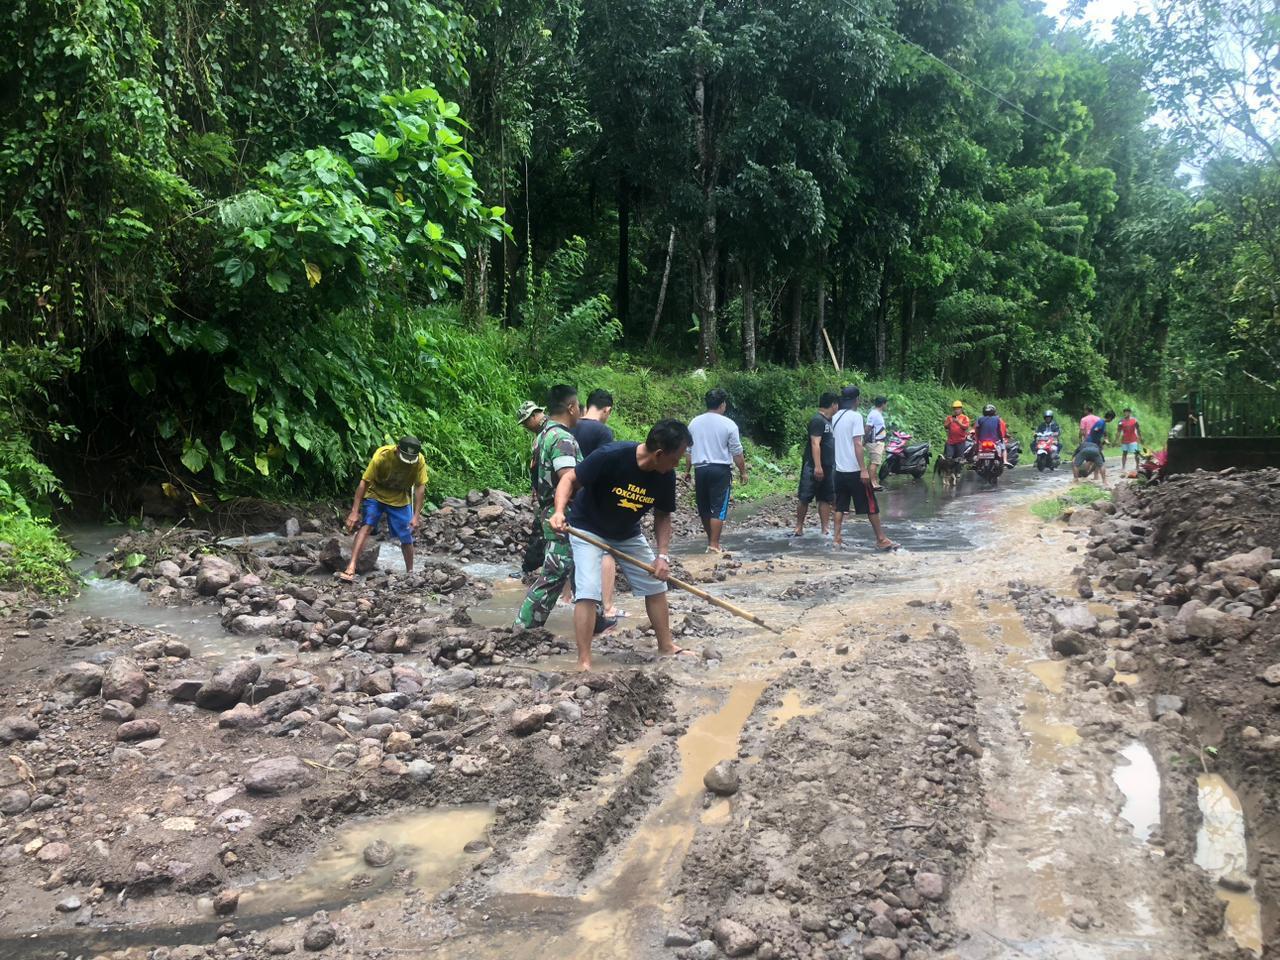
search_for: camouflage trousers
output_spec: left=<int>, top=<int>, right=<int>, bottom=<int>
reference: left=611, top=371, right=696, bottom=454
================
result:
left=516, top=525, right=573, bottom=628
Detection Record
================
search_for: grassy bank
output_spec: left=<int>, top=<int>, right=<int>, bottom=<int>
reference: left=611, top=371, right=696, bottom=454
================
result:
left=0, top=515, right=77, bottom=595
left=1029, top=484, right=1114, bottom=521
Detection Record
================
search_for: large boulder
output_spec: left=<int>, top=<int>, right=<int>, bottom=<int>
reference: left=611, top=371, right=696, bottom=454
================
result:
left=1051, top=630, right=1091, bottom=657
left=244, top=756, right=313, bottom=795
left=703, top=760, right=740, bottom=796
left=1207, top=547, right=1273, bottom=582
left=196, top=556, right=240, bottom=596
left=0, top=715, right=40, bottom=743
left=196, top=660, right=262, bottom=711
left=1050, top=604, right=1098, bottom=634
left=510, top=704, right=554, bottom=735
left=229, top=614, right=279, bottom=636
left=318, top=538, right=379, bottom=575
left=712, top=919, right=759, bottom=957
left=1185, top=607, right=1257, bottom=643
left=56, top=661, right=104, bottom=701
left=102, top=657, right=148, bottom=707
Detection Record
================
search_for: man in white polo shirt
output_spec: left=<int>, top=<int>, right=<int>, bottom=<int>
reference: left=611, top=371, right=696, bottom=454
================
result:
left=684, top=388, right=748, bottom=552
left=831, top=386, right=898, bottom=551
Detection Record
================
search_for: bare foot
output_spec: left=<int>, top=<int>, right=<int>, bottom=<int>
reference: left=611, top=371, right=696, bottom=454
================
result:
left=575, top=659, right=592, bottom=672
left=657, top=644, right=685, bottom=658
left=706, top=545, right=723, bottom=554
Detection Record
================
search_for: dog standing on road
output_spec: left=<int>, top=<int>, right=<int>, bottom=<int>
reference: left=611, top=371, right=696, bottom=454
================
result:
left=935, top=455, right=963, bottom=489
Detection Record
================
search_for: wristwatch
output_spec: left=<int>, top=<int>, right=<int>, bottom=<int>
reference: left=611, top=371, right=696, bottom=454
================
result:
left=656, top=553, right=670, bottom=562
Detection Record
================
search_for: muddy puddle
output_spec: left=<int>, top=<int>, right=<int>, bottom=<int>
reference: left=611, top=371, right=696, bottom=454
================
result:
left=1195, top=774, right=1263, bottom=956
left=437, top=681, right=768, bottom=958
left=1112, top=741, right=1161, bottom=842
left=3, top=805, right=495, bottom=958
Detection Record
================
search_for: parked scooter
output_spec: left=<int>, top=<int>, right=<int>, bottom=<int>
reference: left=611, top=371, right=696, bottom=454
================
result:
left=1033, top=433, right=1061, bottom=471
left=879, top=430, right=932, bottom=482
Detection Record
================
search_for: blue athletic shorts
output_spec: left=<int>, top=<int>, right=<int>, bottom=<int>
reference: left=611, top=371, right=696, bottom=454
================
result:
left=361, top=498, right=414, bottom=544
left=694, top=464, right=732, bottom=520
left=1121, top=442, right=1140, bottom=453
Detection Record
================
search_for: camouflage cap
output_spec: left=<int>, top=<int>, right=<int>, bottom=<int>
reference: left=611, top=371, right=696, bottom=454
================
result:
left=516, top=400, right=544, bottom=424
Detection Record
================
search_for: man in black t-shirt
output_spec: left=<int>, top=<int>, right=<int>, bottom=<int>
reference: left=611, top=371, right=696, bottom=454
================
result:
left=792, top=392, right=839, bottom=537
left=572, top=388, right=615, bottom=457
left=549, top=419, right=693, bottom=671
left=571, top=389, right=618, bottom=614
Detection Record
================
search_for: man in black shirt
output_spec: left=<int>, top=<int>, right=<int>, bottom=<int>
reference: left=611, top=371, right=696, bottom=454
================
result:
left=792, top=392, right=839, bottom=537
left=571, top=389, right=618, bottom=613
left=550, top=419, right=693, bottom=671
left=572, top=389, right=615, bottom=457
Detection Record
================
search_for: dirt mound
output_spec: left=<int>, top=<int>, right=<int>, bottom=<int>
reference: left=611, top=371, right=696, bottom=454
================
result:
left=1087, top=469, right=1280, bottom=949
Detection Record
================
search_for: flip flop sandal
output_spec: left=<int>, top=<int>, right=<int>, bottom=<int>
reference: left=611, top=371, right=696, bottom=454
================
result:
left=335, top=572, right=356, bottom=583
left=876, top=541, right=901, bottom=552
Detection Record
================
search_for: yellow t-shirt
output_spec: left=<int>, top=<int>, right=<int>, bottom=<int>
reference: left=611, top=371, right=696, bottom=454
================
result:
left=362, top=445, right=428, bottom=507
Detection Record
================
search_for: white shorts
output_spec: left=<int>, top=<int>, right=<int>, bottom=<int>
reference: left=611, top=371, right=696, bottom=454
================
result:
left=570, top=532, right=668, bottom=602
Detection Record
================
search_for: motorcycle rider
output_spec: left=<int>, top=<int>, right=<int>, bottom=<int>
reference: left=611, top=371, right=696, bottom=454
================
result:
left=1036, top=410, right=1062, bottom=457
left=943, top=401, right=971, bottom=461
left=974, top=404, right=1011, bottom=467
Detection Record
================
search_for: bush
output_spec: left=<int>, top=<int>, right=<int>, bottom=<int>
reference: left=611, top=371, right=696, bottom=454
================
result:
left=0, top=514, right=76, bottom=594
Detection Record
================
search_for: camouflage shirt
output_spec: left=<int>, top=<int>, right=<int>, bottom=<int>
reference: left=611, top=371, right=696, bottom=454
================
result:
left=532, top=421, right=581, bottom=521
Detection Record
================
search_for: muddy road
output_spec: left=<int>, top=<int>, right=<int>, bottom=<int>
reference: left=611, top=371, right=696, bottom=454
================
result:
left=0, top=471, right=1271, bottom=959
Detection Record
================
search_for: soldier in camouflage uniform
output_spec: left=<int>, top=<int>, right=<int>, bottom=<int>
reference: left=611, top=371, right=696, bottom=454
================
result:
left=516, top=385, right=582, bottom=628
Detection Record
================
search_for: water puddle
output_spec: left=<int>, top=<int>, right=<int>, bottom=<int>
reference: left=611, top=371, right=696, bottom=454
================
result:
left=1112, top=742, right=1160, bottom=841
left=1195, top=774, right=1263, bottom=956
left=68, top=576, right=246, bottom=658
left=4, top=806, right=493, bottom=957
left=1021, top=690, right=1080, bottom=761
left=768, top=689, right=819, bottom=725
left=224, top=804, right=493, bottom=916
left=1027, top=659, right=1067, bottom=694
left=466, top=579, right=572, bottom=635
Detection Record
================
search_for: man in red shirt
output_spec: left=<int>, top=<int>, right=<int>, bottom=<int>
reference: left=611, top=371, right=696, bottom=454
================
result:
left=1118, top=407, right=1143, bottom=473
left=944, top=401, right=970, bottom=460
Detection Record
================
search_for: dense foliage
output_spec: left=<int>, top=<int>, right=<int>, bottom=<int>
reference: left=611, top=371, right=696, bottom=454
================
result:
left=0, top=0, right=1273, bottom=585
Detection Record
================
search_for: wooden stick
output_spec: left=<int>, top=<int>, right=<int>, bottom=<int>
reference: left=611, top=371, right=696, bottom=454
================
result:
left=822, top=328, right=841, bottom=371
left=566, top=526, right=782, bottom=635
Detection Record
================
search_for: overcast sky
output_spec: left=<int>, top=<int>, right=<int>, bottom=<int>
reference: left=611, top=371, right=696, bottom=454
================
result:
left=1040, top=0, right=1148, bottom=39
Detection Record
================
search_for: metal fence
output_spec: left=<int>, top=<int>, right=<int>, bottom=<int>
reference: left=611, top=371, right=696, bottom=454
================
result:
left=1173, top=391, right=1280, bottom=438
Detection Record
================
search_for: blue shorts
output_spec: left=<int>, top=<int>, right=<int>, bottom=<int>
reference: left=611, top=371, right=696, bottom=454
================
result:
left=1121, top=442, right=1140, bottom=453
left=361, top=498, right=414, bottom=544
left=569, top=532, right=668, bottom=603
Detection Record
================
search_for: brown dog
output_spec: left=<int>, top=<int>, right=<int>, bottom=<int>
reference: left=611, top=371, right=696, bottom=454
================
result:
left=934, top=455, right=963, bottom=489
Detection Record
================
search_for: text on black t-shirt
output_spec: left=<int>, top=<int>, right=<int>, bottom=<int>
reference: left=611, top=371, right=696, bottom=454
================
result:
left=569, top=441, right=677, bottom=540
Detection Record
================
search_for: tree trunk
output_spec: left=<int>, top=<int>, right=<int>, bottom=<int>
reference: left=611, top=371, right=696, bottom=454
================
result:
left=616, top=173, right=630, bottom=330
left=462, top=245, right=490, bottom=325
left=787, top=278, right=804, bottom=368
left=811, top=268, right=827, bottom=365
left=741, top=262, right=756, bottom=371
left=646, top=226, right=677, bottom=349
left=874, top=261, right=891, bottom=375
left=693, top=1, right=719, bottom=365
left=898, top=287, right=915, bottom=379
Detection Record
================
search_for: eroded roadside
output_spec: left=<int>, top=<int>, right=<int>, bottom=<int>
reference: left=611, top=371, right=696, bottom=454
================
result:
left=0, top=472, right=1268, bottom=959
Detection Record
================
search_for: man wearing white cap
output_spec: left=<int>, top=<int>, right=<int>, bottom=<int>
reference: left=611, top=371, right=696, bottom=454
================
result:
left=340, top=436, right=428, bottom=581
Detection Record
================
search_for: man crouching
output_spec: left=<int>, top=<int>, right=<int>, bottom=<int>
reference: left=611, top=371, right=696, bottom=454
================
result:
left=549, top=419, right=692, bottom=671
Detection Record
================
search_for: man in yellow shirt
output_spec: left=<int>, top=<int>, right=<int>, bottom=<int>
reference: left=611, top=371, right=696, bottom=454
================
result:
left=339, top=436, right=428, bottom=581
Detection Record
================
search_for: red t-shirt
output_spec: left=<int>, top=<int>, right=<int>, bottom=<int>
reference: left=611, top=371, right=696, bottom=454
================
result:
left=945, top=414, right=970, bottom=443
left=1119, top=417, right=1140, bottom=443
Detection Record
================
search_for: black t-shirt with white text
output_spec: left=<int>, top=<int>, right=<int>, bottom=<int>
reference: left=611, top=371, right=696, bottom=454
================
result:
left=569, top=441, right=677, bottom=540
left=803, top=412, right=834, bottom=467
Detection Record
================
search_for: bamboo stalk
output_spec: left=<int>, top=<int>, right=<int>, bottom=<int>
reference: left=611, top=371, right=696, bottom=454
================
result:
left=566, top=526, right=782, bottom=635
left=822, top=328, right=841, bottom=372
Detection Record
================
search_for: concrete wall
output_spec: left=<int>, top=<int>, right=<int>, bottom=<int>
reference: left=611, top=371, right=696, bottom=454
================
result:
left=1166, top=436, right=1280, bottom=474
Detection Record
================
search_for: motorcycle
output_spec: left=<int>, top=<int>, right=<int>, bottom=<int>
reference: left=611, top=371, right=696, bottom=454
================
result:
left=879, top=430, right=932, bottom=482
left=973, top=438, right=1004, bottom=485
left=1136, top=448, right=1167, bottom=484
left=1033, top=433, right=1061, bottom=471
